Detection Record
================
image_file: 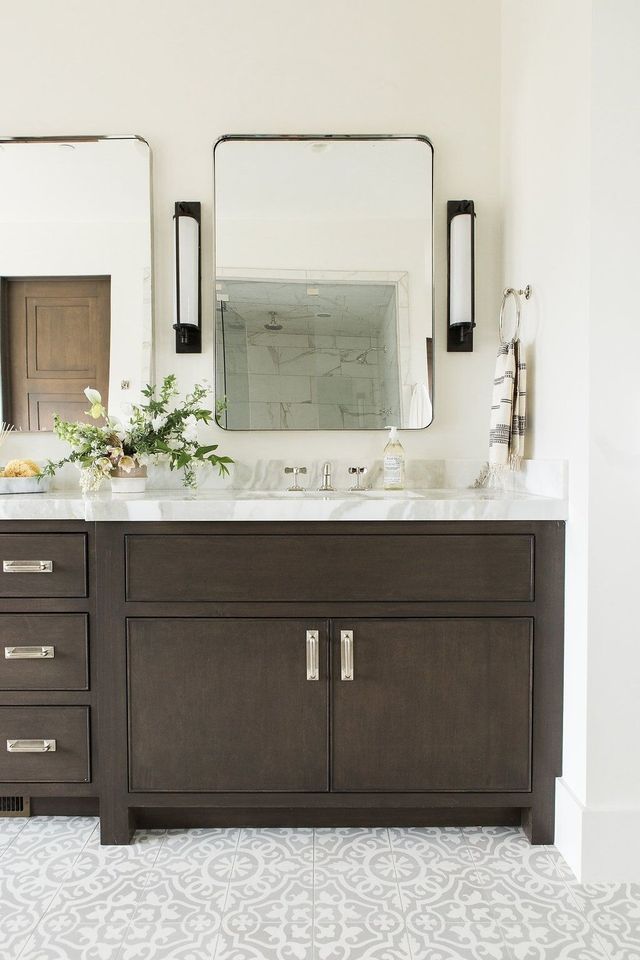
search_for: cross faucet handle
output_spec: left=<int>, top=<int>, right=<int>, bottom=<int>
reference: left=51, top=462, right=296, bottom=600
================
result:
left=348, top=466, right=368, bottom=491
left=284, top=466, right=307, bottom=492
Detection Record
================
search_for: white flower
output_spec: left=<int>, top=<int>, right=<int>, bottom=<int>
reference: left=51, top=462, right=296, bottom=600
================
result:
left=182, top=415, right=198, bottom=443
left=84, top=387, right=102, bottom=405
left=151, top=414, right=167, bottom=432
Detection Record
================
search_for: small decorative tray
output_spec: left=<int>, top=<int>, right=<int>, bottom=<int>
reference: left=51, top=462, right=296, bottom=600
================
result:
left=0, top=476, right=49, bottom=494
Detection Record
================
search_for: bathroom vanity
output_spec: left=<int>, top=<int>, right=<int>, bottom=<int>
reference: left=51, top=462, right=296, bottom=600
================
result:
left=0, top=489, right=565, bottom=846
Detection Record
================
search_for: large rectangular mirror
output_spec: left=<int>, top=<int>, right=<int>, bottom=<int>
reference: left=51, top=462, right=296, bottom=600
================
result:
left=214, top=135, right=433, bottom=430
left=0, top=136, right=152, bottom=431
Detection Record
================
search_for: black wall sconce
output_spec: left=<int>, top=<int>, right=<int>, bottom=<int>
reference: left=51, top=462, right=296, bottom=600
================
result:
left=173, top=201, right=202, bottom=353
left=447, top=199, right=475, bottom=352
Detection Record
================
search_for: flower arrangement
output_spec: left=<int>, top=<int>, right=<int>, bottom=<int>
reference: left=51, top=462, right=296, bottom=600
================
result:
left=43, top=375, right=232, bottom=493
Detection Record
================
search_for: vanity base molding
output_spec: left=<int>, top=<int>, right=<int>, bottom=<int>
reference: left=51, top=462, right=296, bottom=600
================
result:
left=134, top=806, right=523, bottom=831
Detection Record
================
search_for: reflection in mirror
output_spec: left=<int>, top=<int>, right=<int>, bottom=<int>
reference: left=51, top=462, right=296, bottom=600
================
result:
left=214, top=136, right=433, bottom=430
left=0, top=137, right=152, bottom=431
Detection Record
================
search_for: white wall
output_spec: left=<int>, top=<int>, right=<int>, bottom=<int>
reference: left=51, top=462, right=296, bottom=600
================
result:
left=502, top=0, right=640, bottom=880
left=0, top=0, right=502, bottom=468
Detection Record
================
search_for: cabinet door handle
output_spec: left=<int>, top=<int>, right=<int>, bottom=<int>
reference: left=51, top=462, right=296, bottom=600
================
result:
left=4, top=645, right=55, bottom=659
left=2, top=560, right=53, bottom=574
left=340, top=630, right=354, bottom=680
left=306, top=629, right=319, bottom=680
left=6, top=739, right=56, bottom=753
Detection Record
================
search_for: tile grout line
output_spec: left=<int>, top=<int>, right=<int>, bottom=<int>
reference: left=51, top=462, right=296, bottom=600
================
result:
left=16, top=817, right=100, bottom=960
left=0, top=817, right=29, bottom=863
left=211, top=827, right=242, bottom=960
left=112, top=829, right=169, bottom=960
left=386, top=827, right=414, bottom=960
left=460, top=828, right=517, bottom=960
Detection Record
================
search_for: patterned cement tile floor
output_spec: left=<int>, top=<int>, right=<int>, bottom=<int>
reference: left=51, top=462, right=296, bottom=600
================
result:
left=0, top=819, right=638, bottom=960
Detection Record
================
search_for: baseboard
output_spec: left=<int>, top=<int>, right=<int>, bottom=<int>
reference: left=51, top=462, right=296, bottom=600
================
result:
left=555, top=777, right=640, bottom=881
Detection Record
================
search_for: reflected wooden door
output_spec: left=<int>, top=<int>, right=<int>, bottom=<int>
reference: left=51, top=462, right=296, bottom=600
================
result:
left=3, top=277, right=110, bottom=430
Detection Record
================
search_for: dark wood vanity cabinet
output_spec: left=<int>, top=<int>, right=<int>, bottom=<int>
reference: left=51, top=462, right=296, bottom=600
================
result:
left=0, top=519, right=564, bottom=845
left=95, top=520, right=564, bottom=847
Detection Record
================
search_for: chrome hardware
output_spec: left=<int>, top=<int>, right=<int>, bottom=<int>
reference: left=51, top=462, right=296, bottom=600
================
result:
left=2, top=560, right=53, bottom=574
left=284, top=466, right=307, bottom=492
left=6, top=739, right=56, bottom=753
left=318, top=462, right=334, bottom=493
left=306, top=629, right=319, bottom=680
left=340, top=629, right=354, bottom=680
left=5, top=646, right=54, bottom=660
left=347, top=467, right=368, bottom=491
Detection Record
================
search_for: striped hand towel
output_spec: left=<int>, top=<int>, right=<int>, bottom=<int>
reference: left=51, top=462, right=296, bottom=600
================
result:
left=488, top=340, right=527, bottom=471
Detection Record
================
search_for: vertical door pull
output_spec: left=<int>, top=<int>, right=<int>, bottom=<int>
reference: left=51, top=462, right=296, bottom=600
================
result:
left=340, top=629, right=354, bottom=680
left=306, top=629, right=319, bottom=680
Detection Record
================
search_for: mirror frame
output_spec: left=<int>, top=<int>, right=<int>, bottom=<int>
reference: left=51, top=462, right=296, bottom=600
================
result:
left=212, top=133, right=435, bottom=431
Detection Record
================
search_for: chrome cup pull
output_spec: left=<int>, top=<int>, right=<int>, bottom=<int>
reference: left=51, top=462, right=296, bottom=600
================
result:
left=306, top=629, right=319, bottom=681
left=2, top=560, right=53, bottom=574
left=340, top=629, right=354, bottom=680
left=4, top=645, right=55, bottom=659
left=6, top=739, right=56, bottom=753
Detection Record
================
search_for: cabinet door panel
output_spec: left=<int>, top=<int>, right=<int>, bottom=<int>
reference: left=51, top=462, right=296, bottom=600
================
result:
left=127, top=619, right=328, bottom=792
left=332, top=619, right=532, bottom=792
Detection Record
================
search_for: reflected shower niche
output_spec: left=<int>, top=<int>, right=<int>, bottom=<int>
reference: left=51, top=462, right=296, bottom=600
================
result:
left=215, top=275, right=416, bottom=430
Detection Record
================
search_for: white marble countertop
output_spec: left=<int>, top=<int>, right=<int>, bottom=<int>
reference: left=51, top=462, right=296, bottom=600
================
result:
left=0, top=487, right=567, bottom=522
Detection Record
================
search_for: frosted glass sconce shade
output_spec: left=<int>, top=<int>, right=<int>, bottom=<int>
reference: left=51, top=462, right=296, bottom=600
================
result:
left=173, top=201, right=201, bottom=353
left=447, top=199, right=475, bottom=352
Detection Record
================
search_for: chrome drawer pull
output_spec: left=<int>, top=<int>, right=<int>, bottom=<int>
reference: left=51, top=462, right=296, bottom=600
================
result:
left=6, top=739, right=56, bottom=753
left=4, top=645, right=55, bottom=660
left=340, top=630, right=354, bottom=681
left=306, top=629, right=319, bottom=680
left=2, top=560, right=53, bottom=574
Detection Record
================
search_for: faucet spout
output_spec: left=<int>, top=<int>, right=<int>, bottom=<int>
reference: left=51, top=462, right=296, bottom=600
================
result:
left=318, top=462, right=334, bottom=492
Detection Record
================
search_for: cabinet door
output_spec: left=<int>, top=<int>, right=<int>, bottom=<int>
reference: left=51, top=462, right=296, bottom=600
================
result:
left=332, top=619, right=532, bottom=792
left=127, top=619, right=328, bottom=792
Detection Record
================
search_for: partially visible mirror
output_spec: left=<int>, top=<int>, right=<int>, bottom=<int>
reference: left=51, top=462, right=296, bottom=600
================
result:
left=214, top=135, right=433, bottom=430
left=0, top=136, right=152, bottom=430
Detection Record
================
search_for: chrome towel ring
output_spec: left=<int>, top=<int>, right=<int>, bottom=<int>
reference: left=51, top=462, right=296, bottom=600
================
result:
left=499, top=285, right=531, bottom=345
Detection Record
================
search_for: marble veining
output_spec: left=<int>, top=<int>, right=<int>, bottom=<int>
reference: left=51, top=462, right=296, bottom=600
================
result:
left=0, top=460, right=567, bottom=521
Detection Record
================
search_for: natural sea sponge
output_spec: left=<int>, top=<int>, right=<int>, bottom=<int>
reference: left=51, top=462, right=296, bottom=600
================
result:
left=2, top=459, right=41, bottom=478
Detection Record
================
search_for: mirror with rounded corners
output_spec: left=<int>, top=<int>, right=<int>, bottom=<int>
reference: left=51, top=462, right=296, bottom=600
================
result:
left=0, top=135, right=152, bottom=431
left=214, top=135, right=433, bottom=430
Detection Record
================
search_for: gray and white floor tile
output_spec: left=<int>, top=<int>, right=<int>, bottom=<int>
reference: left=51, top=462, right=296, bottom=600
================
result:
left=1, top=819, right=639, bottom=960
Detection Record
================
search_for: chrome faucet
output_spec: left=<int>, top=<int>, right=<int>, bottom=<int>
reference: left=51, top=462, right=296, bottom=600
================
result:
left=348, top=466, right=368, bottom=491
left=318, top=462, right=334, bottom=492
left=284, top=466, right=307, bottom=492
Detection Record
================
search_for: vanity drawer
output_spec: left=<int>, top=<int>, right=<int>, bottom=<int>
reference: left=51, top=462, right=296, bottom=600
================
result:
left=0, top=706, right=90, bottom=782
left=0, top=534, right=87, bottom=598
left=0, top=615, right=89, bottom=690
left=126, top=533, right=534, bottom=603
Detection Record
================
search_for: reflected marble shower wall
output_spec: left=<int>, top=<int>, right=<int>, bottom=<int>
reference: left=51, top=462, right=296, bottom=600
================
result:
left=221, top=326, right=397, bottom=430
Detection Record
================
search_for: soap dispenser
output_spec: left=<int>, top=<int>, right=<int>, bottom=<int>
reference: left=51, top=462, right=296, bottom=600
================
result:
left=383, top=426, right=405, bottom=490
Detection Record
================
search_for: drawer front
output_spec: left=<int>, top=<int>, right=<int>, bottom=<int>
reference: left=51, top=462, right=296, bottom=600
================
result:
left=126, top=534, right=534, bottom=603
left=0, top=535, right=87, bottom=598
left=0, top=615, right=89, bottom=690
left=0, top=706, right=90, bottom=782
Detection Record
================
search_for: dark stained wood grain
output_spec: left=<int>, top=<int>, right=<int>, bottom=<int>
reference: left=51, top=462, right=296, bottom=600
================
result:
left=0, top=705, right=90, bottom=782
left=331, top=618, right=532, bottom=792
left=127, top=618, right=329, bottom=793
left=0, top=614, right=88, bottom=690
left=125, top=533, right=534, bottom=603
left=0, top=534, right=87, bottom=598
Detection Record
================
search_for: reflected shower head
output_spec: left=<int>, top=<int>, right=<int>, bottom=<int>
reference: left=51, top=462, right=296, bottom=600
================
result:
left=264, top=311, right=283, bottom=331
